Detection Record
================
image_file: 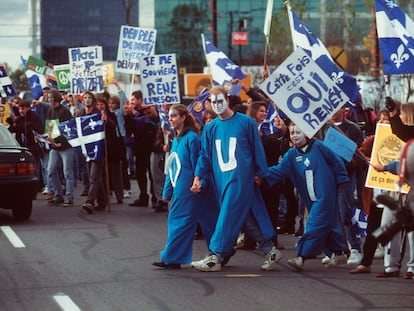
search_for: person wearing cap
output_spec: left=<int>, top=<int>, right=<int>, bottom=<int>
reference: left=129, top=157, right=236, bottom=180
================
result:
left=7, top=100, right=44, bottom=182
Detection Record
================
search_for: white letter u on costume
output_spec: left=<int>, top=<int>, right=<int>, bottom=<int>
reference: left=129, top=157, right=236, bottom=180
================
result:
left=215, top=137, right=237, bottom=172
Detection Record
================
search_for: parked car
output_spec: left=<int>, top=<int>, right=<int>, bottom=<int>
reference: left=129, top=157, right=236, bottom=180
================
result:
left=0, top=124, right=38, bottom=220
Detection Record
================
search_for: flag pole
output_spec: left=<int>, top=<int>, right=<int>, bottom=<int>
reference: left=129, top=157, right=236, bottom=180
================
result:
left=103, top=112, right=111, bottom=212
left=201, top=33, right=214, bottom=88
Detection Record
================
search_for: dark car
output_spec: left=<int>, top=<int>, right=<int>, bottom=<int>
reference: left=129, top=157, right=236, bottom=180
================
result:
left=0, top=124, right=38, bottom=220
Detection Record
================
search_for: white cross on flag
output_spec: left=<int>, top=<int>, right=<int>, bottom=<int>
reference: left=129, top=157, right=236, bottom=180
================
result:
left=58, top=113, right=105, bottom=161
left=0, top=66, right=16, bottom=97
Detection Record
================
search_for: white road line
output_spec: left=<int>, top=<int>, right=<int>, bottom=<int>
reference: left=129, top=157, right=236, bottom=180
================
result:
left=0, top=226, right=25, bottom=248
left=53, top=293, right=82, bottom=311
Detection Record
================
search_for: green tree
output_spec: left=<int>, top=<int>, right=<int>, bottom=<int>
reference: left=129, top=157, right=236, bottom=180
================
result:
left=9, top=68, right=30, bottom=93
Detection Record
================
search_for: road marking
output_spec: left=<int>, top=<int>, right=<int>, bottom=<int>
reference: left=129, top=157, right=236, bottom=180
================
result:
left=225, top=274, right=261, bottom=278
left=0, top=226, right=25, bottom=248
left=53, top=293, right=82, bottom=311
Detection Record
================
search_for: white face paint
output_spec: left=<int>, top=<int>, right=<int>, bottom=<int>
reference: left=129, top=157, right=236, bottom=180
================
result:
left=289, top=125, right=306, bottom=146
left=211, top=93, right=228, bottom=115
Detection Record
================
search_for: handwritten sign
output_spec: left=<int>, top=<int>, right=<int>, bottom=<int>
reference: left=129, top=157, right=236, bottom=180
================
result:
left=260, top=48, right=350, bottom=138
left=68, top=46, right=103, bottom=94
left=323, top=126, right=357, bottom=162
left=0, top=104, right=10, bottom=126
left=365, top=123, right=410, bottom=193
left=54, top=64, right=71, bottom=91
left=116, top=25, right=157, bottom=74
left=140, top=54, right=180, bottom=105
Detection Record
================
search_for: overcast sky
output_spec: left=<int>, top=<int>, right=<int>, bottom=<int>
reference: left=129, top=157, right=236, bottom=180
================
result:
left=0, top=0, right=31, bottom=70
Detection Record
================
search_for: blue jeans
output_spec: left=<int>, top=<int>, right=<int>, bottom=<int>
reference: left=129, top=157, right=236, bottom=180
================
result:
left=47, top=148, right=75, bottom=200
left=337, top=174, right=362, bottom=252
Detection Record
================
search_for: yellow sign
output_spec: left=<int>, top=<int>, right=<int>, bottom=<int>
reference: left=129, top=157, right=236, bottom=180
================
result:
left=0, top=104, right=11, bottom=126
left=327, top=45, right=348, bottom=70
left=184, top=73, right=252, bottom=102
left=102, top=64, right=115, bottom=86
left=365, top=123, right=410, bottom=193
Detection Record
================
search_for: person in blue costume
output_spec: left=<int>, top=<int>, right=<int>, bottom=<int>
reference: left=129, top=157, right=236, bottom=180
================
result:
left=266, top=122, right=350, bottom=271
left=190, top=86, right=282, bottom=272
left=152, top=104, right=219, bottom=269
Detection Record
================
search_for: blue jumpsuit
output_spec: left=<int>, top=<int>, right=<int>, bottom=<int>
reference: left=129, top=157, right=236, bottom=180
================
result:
left=160, top=129, right=219, bottom=265
left=267, top=140, right=349, bottom=258
left=195, top=112, right=275, bottom=257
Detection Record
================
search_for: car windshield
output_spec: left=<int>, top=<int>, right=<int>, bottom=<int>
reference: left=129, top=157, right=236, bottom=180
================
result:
left=0, top=125, right=20, bottom=147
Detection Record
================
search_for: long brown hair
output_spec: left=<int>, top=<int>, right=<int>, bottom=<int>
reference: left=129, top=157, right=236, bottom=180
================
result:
left=170, top=104, right=199, bottom=135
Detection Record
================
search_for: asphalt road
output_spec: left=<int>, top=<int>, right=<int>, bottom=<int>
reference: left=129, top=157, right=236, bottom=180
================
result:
left=0, top=183, right=413, bottom=311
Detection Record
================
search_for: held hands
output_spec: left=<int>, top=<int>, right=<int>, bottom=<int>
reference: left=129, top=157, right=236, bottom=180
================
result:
left=190, top=176, right=202, bottom=193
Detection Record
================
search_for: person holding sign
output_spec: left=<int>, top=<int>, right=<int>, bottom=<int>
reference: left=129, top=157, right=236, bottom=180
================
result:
left=190, top=86, right=282, bottom=272
left=266, top=122, right=349, bottom=271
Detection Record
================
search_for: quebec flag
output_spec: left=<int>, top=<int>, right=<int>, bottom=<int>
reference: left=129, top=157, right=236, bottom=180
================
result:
left=156, top=104, right=173, bottom=133
left=287, top=5, right=359, bottom=103
left=58, top=113, right=105, bottom=161
left=0, top=66, right=16, bottom=97
left=376, top=0, right=414, bottom=74
left=201, top=34, right=246, bottom=94
left=259, top=103, right=279, bottom=136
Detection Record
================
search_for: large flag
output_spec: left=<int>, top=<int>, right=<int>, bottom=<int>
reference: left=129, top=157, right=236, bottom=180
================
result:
left=0, top=65, right=16, bottom=97
left=156, top=104, right=174, bottom=133
left=201, top=34, right=246, bottom=93
left=188, top=87, right=210, bottom=125
left=28, top=74, right=44, bottom=100
left=376, top=0, right=414, bottom=74
left=58, top=113, right=105, bottom=161
left=287, top=4, right=359, bottom=103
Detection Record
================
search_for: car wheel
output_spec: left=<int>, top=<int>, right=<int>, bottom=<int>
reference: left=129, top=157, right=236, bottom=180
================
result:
left=12, top=198, right=33, bottom=221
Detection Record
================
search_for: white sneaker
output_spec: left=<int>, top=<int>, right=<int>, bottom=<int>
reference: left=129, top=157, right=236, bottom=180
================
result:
left=42, top=187, right=49, bottom=195
left=347, top=249, right=362, bottom=265
left=326, top=253, right=348, bottom=267
left=191, top=254, right=221, bottom=272
left=123, top=190, right=131, bottom=198
left=321, top=255, right=331, bottom=265
left=287, top=256, right=304, bottom=271
left=261, top=247, right=282, bottom=271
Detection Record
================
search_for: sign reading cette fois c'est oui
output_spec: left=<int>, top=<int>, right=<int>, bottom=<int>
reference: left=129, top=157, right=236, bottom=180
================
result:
left=260, top=48, right=350, bottom=138
left=140, top=53, right=180, bottom=105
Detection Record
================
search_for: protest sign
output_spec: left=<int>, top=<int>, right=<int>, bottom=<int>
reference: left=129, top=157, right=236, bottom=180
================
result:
left=116, top=25, right=157, bottom=74
left=140, top=54, right=180, bottom=105
left=0, top=104, right=10, bottom=126
left=68, top=46, right=104, bottom=94
left=54, top=64, right=71, bottom=91
left=260, top=48, right=350, bottom=138
left=323, top=126, right=357, bottom=162
left=102, top=64, right=115, bottom=86
left=365, top=123, right=410, bottom=193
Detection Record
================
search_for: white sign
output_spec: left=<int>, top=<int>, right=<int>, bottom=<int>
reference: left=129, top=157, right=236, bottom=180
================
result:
left=260, top=48, right=350, bottom=138
left=68, top=46, right=103, bottom=94
left=116, top=25, right=157, bottom=74
left=140, top=54, right=180, bottom=105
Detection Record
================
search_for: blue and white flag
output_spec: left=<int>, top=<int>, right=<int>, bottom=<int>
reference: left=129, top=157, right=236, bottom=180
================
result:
left=156, top=104, right=173, bottom=133
left=201, top=34, right=246, bottom=94
left=259, top=103, right=278, bottom=136
left=33, top=131, right=52, bottom=152
left=287, top=5, right=359, bottom=103
left=376, top=0, right=414, bottom=75
left=28, top=74, right=44, bottom=100
left=58, top=113, right=105, bottom=161
left=188, top=87, right=210, bottom=125
left=0, top=66, right=16, bottom=97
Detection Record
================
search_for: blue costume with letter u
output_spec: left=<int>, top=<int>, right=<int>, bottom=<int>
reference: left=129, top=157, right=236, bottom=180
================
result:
left=195, top=112, right=275, bottom=258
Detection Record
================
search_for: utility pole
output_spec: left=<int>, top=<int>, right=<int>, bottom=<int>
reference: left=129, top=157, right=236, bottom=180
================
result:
left=125, top=0, right=131, bottom=25
left=213, top=0, right=218, bottom=46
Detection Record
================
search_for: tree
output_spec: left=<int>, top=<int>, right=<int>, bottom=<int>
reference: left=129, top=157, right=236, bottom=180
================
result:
left=9, top=68, right=30, bottom=93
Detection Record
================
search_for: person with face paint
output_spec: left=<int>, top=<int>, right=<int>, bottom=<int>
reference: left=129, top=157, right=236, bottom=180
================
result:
left=266, top=123, right=350, bottom=271
left=152, top=104, right=219, bottom=269
left=190, top=86, right=282, bottom=272
left=45, top=89, right=76, bottom=207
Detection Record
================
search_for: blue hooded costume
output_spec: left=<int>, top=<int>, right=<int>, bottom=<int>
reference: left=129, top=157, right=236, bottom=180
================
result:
left=160, top=129, right=219, bottom=265
left=267, top=140, right=349, bottom=258
left=195, top=112, right=275, bottom=257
